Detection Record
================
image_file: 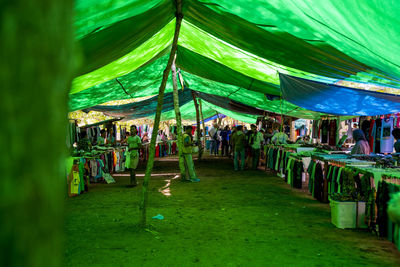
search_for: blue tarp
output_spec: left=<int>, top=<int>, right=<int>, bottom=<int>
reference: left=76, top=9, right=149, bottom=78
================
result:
left=194, top=114, right=226, bottom=126
left=279, top=74, right=400, bottom=116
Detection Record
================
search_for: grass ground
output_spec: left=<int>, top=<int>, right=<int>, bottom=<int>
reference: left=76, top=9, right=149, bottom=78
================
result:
left=64, top=155, right=400, bottom=266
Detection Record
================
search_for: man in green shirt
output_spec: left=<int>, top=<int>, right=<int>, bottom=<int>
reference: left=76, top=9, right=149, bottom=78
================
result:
left=127, top=126, right=142, bottom=187
left=250, top=124, right=264, bottom=170
left=232, top=125, right=246, bottom=171
left=183, top=126, right=200, bottom=182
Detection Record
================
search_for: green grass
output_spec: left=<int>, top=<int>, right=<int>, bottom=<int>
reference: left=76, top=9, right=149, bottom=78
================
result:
left=64, top=156, right=400, bottom=266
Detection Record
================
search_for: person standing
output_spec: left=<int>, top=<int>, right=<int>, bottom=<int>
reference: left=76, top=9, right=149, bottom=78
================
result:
left=271, top=125, right=289, bottom=145
left=126, top=126, right=142, bottom=187
left=229, top=126, right=237, bottom=158
left=209, top=123, right=219, bottom=156
left=97, top=129, right=106, bottom=146
left=216, top=126, right=222, bottom=156
left=245, top=126, right=254, bottom=168
left=232, top=125, right=246, bottom=171
left=351, top=129, right=370, bottom=155
left=250, top=124, right=264, bottom=170
left=106, top=128, right=116, bottom=146
left=183, top=126, right=200, bottom=182
left=392, top=128, right=400, bottom=153
left=220, top=125, right=230, bottom=157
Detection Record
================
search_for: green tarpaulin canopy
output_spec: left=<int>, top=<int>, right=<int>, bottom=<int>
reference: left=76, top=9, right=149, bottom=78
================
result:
left=69, top=0, right=400, bottom=120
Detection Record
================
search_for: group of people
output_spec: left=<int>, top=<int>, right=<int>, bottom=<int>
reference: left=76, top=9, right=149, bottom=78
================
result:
left=209, top=124, right=232, bottom=156
left=208, top=122, right=289, bottom=171
left=126, top=125, right=200, bottom=186
left=351, top=127, right=400, bottom=155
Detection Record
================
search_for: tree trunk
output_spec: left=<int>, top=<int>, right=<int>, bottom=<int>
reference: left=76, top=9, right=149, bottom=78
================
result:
left=139, top=0, right=183, bottom=228
left=198, top=99, right=207, bottom=150
left=0, top=1, right=75, bottom=266
left=171, top=61, right=186, bottom=180
left=191, top=91, right=203, bottom=160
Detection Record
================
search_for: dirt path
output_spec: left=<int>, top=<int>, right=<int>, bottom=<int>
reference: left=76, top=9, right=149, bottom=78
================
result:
left=64, top=155, right=400, bottom=266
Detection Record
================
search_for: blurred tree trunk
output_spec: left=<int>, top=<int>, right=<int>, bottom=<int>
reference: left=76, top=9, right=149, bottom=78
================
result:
left=0, top=1, right=75, bottom=267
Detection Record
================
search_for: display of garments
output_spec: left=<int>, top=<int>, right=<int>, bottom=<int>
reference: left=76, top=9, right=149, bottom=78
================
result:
left=361, top=118, right=371, bottom=141
left=368, top=119, right=376, bottom=150
left=293, top=161, right=303, bottom=189
left=381, top=117, right=394, bottom=153
left=320, top=120, right=329, bottom=143
left=314, top=163, right=324, bottom=201
left=312, top=120, right=320, bottom=139
left=90, top=160, right=97, bottom=177
left=328, top=119, right=337, bottom=146
left=374, top=118, right=382, bottom=153
left=377, top=181, right=390, bottom=238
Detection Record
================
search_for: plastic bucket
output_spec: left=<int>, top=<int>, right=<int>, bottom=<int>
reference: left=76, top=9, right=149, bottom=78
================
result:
left=330, top=200, right=357, bottom=229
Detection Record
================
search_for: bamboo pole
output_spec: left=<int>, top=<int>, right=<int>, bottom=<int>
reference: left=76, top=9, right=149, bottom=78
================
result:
left=171, top=60, right=186, bottom=180
left=139, top=0, right=183, bottom=228
left=191, top=91, right=203, bottom=159
left=198, top=99, right=206, bottom=151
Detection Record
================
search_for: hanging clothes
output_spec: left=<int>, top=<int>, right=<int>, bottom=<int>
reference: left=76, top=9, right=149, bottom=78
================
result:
left=381, top=117, right=394, bottom=153
left=320, top=120, right=329, bottom=143
left=361, top=118, right=371, bottom=141
left=374, top=118, right=382, bottom=153
left=328, top=119, right=337, bottom=146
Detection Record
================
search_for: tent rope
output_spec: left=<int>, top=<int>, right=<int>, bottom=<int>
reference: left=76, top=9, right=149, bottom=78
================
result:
left=115, top=78, right=133, bottom=98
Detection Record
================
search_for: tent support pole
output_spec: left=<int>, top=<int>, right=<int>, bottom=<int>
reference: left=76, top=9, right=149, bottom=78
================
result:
left=171, top=60, right=187, bottom=180
left=198, top=99, right=207, bottom=152
left=139, top=0, right=183, bottom=228
left=191, top=91, right=203, bottom=160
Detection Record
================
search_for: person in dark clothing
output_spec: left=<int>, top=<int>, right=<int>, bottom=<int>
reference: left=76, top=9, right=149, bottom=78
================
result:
left=245, top=127, right=254, bottom=168
left=392, top=128, right=400, bottom=153
left=220, top=125, right=231, bottom=157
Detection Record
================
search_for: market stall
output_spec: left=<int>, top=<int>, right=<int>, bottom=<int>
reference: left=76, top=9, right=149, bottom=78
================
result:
left=264, top=141, right=400, bottom=250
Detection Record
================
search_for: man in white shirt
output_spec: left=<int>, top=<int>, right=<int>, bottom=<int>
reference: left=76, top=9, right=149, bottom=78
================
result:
left=250, top=124, right=264, bottom=169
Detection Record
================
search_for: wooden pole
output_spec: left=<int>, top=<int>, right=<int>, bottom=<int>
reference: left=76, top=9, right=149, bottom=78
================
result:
left=139, top=0, right=183, bottom=228
left=171, top=60, right=186, bottom=180
left=191, top=91, right=203, bottom=159
left=198, top=99, right=207, bottom=150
